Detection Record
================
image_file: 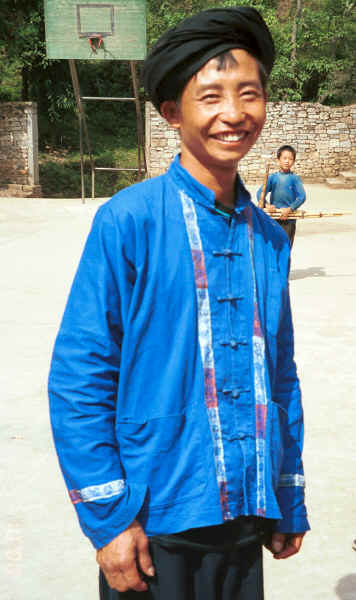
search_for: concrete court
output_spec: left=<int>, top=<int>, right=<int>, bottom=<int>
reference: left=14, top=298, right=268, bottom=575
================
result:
left=0, top=184, right=355, bottom=600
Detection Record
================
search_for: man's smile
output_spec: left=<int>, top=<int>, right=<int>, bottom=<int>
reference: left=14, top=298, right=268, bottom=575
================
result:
left=212, top=131, right=249, bottom=143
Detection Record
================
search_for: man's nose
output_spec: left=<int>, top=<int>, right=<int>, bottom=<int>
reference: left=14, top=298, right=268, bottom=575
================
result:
left=220, top=97, right=245, bottom=123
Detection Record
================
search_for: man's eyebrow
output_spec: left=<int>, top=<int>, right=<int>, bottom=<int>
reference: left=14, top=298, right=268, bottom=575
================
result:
left=195, top=83, right=223, bottom=92
left=195, top=80, right=262, bottom=93
left=237, top=80, right=263, bottom=88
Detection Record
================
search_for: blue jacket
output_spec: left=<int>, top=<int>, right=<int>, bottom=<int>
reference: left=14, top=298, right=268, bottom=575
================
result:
left=49, top=156, right=309, bottom=550
left=256, top=171, right=306, bottom=211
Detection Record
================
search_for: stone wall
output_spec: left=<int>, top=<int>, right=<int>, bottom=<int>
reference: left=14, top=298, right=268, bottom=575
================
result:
left=145, top=102, right=356, bottom=184
left=0, top=102, right=41, bottom=197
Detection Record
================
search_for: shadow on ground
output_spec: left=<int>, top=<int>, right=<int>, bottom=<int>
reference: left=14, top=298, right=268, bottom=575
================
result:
left=297, top=223, right=356, bottom=236
left=335, top=574, right=356, bottom=599
left=290, top=267, right=326, bottom=280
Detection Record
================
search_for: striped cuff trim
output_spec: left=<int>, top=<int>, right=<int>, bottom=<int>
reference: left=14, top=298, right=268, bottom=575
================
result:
left=278, top=474, right=305, bottom=488
left=69, top=479, right=125, bottom=504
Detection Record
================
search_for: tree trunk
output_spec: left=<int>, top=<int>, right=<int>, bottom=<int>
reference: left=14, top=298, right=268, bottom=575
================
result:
left=21, top=67, right=29, bottom=101
left=291, top=0, right=303, bottom=70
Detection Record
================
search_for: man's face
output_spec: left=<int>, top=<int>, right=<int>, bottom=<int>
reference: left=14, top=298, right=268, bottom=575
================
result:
left=161, top=49, right=267, bottom=178
left=278, top=150, right=295, bottom=173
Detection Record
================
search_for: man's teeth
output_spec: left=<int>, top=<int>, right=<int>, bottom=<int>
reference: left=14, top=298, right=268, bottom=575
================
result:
left=217, top=133, right=245, bottom=141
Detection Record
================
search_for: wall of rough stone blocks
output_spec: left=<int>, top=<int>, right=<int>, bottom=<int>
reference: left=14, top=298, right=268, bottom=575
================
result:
left=145, top=102, right=356, bottom=184
left=0, top=102, right=41, bottom=197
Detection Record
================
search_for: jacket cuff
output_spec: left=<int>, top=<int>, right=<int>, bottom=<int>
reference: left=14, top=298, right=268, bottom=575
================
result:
left=275, top=485, right=310, bottom=533
left=75, top=482, right=148, bottom=549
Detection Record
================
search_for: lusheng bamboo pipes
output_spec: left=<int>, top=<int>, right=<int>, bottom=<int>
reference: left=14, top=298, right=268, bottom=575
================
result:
left=258, top=163, right=270, bottom=208
left=263, top=209, right=351, bottom=220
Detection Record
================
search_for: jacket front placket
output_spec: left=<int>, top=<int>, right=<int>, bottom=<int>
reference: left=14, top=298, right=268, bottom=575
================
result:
left=181, top=187, right=258, bottom=521
left=212, top=209, right=258, bottom=516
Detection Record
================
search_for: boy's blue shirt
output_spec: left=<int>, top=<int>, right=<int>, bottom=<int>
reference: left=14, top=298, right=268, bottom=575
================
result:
left=48, top=155, right=309, bottom=550
left=257, top=170, right=306, bottom=211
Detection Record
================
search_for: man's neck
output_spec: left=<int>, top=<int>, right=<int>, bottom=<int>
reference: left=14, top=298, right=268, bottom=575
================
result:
left=180, top=154, right=237, bottom=208
left=211, top=178, right=236, bottom=208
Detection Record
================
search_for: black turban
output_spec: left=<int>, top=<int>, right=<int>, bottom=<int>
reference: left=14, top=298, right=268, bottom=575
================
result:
left=142, top=7, right=275, bottom=113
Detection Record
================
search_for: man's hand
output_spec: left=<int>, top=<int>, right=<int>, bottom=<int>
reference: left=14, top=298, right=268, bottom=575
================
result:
left=265, top=203, right=276, bottom=214
left=279, top=207, right=292, bottom=220
left=96, top=520, right=155, bottom=592
left=268, top=532, right=305, bottom=559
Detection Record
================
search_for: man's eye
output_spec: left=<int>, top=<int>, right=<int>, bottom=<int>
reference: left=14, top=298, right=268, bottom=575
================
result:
left=201, top=94, right=219, bottom=101
left=242, top=90, right=260, bottom=99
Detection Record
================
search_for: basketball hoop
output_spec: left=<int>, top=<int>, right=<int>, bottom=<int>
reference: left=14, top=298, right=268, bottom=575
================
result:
left=45, top=0, right=146, bottom=61
left=88, top=34, right=103, bottom=53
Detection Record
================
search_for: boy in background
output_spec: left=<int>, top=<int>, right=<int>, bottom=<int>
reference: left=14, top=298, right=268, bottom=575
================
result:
left=257, top=144, right=306, bottom=246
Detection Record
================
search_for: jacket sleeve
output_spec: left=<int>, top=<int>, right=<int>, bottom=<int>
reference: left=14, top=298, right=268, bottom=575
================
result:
left=290, top=175, right=306, bottom=210
left=273, top=243, right=310, bottom=533
left=48, top=204, right=147, bottom=549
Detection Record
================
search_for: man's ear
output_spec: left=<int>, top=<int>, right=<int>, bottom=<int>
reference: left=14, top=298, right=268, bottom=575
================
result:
left=160, top=100, right=181, bottom=130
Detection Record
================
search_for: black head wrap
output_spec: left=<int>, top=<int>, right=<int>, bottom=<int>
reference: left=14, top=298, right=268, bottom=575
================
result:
left=142, top=7, right=275, bottom=113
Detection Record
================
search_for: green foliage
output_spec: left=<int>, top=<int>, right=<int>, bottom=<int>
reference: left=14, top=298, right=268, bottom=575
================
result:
left=0, top=56, right=22, bottom=101
left=261, top=0, right=356, bottom=104
left=146, top=0, right=356, bottom=105
left=39, top=129, right=138, bottom=198
left=1, top=0, right=354, bottom=114
left=39, top=157, right=137, bottom=198
left=297, top=0, right=356, bottom=105
left=147, top=0, right=212, bottom=45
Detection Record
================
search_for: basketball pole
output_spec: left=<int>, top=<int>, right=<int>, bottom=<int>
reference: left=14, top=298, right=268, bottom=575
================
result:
left=130, top=60, right=147, bottom=180
left=68, top=59, right=147, bottom=201
left=74, top=61, right=147, bottom=198
left=68, top=59, right=95, bottom=203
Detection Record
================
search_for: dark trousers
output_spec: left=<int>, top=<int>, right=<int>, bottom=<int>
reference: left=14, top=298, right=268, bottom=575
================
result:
left=99, top=518, right=270, bottom=600
left=276, top=219, right=296, bottom=247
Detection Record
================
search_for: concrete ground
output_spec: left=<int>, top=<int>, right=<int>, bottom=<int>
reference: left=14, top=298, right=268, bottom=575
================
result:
left=0, top=184, right=355, bottom=600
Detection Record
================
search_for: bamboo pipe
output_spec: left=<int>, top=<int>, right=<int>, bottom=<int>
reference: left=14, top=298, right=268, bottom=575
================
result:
left=258, top=163, right=270, bottom=208
left=264, top=209, right=351, bottom=220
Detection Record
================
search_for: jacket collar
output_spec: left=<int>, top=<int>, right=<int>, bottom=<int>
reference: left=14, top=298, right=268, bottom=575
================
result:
left=168, top=154, right=251, bottom=216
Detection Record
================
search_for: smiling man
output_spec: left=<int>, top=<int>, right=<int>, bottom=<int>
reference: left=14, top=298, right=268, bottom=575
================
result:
left=160, top=48, right=266, bottom=205
left=49, top=7, right=309, bottom=600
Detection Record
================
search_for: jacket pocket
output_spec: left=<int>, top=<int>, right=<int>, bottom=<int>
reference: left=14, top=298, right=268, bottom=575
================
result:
left=117, top=408, right=207, bottom=508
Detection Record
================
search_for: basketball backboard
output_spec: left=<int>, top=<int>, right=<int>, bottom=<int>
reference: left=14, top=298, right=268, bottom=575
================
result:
left=44, top=0, right=146, bottom=60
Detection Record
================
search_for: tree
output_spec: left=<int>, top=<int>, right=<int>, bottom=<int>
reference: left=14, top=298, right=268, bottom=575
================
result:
left=302, top=0, right=356, bottom=105
left=291, top=0, right=303, bottom=70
